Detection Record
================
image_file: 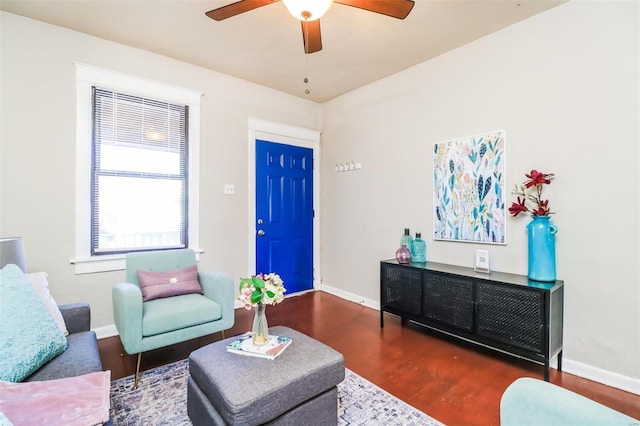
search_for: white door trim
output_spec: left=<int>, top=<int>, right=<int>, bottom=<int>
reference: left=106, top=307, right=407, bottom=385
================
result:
left=247, top=117, right=321, bottom=287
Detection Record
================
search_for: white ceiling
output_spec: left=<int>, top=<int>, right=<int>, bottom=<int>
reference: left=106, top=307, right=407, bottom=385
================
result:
left=0, top=0, right=566, bottom=102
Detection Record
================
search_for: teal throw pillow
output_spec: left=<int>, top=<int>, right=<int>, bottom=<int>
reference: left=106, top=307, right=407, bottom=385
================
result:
left=0, top=264, right=68, bottom=382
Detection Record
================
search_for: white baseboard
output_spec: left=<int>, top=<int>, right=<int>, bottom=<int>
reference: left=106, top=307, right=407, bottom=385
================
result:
left=94, top=324, right=119, bottom=339
left=562, top=358, right=640, bottom=395
left=317, top=283, right=380, bottom=311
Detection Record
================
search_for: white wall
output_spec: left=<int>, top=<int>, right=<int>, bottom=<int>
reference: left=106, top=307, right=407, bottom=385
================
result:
left=0, top=12, right=321, bottom=328
left=320, top=0, right=640, bottom=390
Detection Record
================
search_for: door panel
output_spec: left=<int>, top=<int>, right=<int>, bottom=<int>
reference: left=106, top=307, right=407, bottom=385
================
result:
left=256, top=140, right=313, bottom=294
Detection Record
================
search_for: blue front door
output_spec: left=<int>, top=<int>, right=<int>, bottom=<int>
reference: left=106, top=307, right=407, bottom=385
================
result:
left=255, top=140, right=314, bottom=294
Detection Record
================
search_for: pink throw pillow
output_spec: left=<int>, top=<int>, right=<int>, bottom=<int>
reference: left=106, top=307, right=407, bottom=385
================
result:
left=137, top=265, right=203, bottom=302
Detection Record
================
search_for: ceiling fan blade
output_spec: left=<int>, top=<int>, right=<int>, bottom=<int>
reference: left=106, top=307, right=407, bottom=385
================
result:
left=301, top=20, right=322, bottom=54
left=205, top=0, right=279, bottom=21
left=334, top=0, right=414, bottom=19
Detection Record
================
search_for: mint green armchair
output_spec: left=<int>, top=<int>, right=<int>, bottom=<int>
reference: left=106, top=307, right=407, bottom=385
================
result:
left=500, top=377, right=639, bottom=425
left=112, top=249, right=234, bottom=388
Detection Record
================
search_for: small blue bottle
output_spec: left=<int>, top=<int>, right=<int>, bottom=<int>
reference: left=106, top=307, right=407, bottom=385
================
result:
left=411, top=232, right=426, bottom=263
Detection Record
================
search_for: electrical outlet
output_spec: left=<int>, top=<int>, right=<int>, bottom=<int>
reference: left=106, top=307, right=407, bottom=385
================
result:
left=224, top=184, right=235, bottom=195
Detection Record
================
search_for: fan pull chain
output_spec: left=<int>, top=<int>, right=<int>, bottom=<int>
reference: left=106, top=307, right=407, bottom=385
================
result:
left=304, top=65, right=310, bottom=95
left=303, top=20, right=310, bottom=95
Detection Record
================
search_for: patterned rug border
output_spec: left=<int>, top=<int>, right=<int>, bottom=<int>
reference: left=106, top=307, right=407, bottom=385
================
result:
left=110, top=359, right=444, bottom=425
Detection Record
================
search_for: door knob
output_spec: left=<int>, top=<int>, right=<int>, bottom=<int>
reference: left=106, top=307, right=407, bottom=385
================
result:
left=257, top=230, right=265, bottom=236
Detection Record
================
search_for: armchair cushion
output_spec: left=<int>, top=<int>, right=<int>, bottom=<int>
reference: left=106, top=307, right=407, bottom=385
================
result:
left=143, top=293, right=222, bottom=337
left=137, top=265, right=202, bottom=302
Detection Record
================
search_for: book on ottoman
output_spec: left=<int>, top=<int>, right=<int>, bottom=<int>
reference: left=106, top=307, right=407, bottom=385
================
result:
left=225, top=333, right=292, bottom=360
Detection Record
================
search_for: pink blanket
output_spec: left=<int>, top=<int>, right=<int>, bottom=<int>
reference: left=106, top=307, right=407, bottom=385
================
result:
left=0, top=371, right=111, bottom=426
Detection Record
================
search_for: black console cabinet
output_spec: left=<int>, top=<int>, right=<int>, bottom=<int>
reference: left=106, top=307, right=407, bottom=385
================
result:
left=380, top=260, right=563, bottom=381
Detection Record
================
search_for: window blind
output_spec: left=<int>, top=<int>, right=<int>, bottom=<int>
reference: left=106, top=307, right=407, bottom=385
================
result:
left=91, top=87, right=189, bottom=254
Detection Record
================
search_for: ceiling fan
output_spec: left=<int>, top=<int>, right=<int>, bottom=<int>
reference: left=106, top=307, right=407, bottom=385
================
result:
left=206, top=0, right=415, bottom=54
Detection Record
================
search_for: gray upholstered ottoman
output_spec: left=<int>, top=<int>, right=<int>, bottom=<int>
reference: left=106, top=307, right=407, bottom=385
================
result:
left=187, top=326, right=345, bottom=426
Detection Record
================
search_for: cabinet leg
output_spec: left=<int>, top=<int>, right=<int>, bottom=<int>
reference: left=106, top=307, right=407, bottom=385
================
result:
left=544, top=360, right=550, bottom=382
left=558, top=350, right=563, bottom=372
left=380, top=310, right=384, bottom=328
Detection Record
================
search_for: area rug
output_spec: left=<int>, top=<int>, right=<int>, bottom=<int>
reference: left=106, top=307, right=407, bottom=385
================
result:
left=110, top=359, right=444, bottom=425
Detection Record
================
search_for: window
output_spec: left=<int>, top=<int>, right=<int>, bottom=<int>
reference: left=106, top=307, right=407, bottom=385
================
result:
left=91, top=88, right=188, bottom=254
left=74, top=64, right=202, bottom=274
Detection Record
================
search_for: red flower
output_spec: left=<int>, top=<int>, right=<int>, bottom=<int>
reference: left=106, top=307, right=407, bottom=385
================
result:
left=531, top=199, right=550, bottom=216
left=511, top=169, right=555, bottom=218
left=508, top=197, right=529, bottom=217
left=524, top=170, right=554, bottom=188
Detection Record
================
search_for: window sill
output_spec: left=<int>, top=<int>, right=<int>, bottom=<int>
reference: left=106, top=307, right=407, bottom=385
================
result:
left=70, top=248, right=204, bottom=275
left=71, top=254, right=125, bottom=274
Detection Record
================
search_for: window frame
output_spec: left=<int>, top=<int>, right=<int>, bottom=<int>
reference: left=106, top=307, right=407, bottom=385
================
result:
left=90, top=87, right=189, bottom=255
left=73, top=63, right=202, bottom=274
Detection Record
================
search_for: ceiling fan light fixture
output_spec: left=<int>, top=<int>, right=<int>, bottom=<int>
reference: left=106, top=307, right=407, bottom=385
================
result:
left=282, top=0, right=333, bottom=21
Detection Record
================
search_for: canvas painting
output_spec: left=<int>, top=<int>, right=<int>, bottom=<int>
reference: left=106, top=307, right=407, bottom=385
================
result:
left=433, top=130, right=506, bottom=244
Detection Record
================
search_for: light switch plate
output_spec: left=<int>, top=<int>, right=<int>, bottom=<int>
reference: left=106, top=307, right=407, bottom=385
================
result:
left=474, top=249, right=490, bottom=273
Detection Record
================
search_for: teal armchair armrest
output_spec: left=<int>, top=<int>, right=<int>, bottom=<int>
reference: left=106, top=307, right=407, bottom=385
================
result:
left=199, top=271, right=235, bottom=331
left=500, top=378, right=639, bottom=426
left=112, top=282, right=144, bottom=354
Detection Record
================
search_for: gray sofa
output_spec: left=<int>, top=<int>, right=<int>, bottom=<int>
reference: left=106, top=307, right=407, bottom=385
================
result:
left=19, top=302, right=112, bottom=425
left=24, top=302, right=103, bottom=381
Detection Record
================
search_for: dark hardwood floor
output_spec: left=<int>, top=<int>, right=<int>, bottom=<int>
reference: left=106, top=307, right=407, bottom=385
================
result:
left=99, top=291, right=640, bottom=425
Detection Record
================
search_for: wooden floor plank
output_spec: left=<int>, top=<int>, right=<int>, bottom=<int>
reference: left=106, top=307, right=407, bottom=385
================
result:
left=98, top=291, right=640, bottom=425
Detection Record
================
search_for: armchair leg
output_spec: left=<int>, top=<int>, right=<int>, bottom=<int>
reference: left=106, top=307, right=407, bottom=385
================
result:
left=134, top=353, right=142, bottom=389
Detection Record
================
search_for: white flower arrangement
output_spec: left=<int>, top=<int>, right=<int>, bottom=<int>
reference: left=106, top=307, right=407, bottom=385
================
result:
left=238, top=273, right=286, bottom=310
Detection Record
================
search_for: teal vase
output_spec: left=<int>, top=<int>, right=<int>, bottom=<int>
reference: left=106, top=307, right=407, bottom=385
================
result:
left=527, top=216, right=558, bottom=282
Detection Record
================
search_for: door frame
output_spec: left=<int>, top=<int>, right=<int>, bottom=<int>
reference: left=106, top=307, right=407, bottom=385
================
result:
left=247, top=117, right=321, bottom=288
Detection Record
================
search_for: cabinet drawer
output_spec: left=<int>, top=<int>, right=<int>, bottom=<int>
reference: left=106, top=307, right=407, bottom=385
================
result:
left=476, top=282, right=544, bottom=353
left=423, top=272, right=474, bottom=332
left=381, top=265, right=422, bottom=317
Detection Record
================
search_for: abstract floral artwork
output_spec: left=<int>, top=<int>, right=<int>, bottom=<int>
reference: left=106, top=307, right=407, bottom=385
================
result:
left=433, top=130, right=506, bottom=244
